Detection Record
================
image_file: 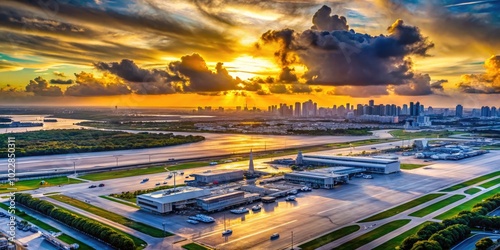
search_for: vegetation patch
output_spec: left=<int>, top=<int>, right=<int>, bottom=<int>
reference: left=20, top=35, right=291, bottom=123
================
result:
left=49, top=194, right=170, bottom=237
left=435, top=188, right=500, bottom=220
left=389, top=130, right=460, bottom=139
left=479, top=177, right=500, bottom=189
left=0, top=176, right=83, bottom=193
left=440, top=171, right=500, bottom=192
left=109, top=184, right=186, bottom=203
left=0, top=202, right=60, bottom=232
left=0, top=129, right=204, bottom=157
left=100, top=195, right=139, bottom=208
left=333, top=220, right=411, bottom=250
left=80, top=162, right=207, bottom=181
left=400, top=163, right=427, bottom=170
left=298, top=225, right=360, bottom=250
left=359, top=193, right=445, bottom=222
left=182, top=243, right=212, bottom=250
left=373, top=222, right=432, bottom=250
left=464, top=188, right=481, bottom=195
left=14, top=193, right=142, bottom=249
left=409, top=195, right=466, bottom=217
left=57, top=234, right=94, bottom=250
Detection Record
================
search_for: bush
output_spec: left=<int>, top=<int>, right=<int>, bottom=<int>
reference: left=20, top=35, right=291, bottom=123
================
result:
left=476, top=237, right=494, bottom=250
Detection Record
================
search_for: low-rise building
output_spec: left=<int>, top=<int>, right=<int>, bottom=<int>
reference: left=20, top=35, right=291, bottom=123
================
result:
left=299, top=155, right=400, bottom=174
left=196, top=191, right=260, bottom=212
left=190, top=169, right=244, bottom=185
left=137, top=187, right=211, bottom=214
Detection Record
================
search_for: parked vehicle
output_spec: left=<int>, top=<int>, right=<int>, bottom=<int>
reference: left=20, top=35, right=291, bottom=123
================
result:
left=98, top=183, right=105, bottom=187
left=270, top=233, right=280, bottom=240
left=88, top=185, right=97, bottom=188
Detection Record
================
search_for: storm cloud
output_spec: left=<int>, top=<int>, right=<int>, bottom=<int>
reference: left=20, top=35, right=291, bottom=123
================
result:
left=50, top=79, right=74, bottom=84
left=457, top=55, right=500, bottom=94
left=25, top=76, right=63, bottom=96
left=65, top=72, right=131, bottom=96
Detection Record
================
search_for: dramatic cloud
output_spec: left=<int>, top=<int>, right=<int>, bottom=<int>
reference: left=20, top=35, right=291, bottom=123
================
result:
left=430, top=79, right=447, bottom=91
left=258, top=5, right=434, bottom=94
left=457, top=55, right=500, bottom=94
left=268, top=84, right=288, bottom=94
left=53, top=71, right=67, bottom=78
left=169, top=54, right=241, bottom=92
left=0, top=60, right=23, bottom=72
left=329, top=85, right=389, bottom=97
left=25, top=76, right=63, bottom=96
left=50, top=79, right=74, bottom=84
left=65, top=72, right=131, bottom=96
left=94, top=59, right=176, bottom=94
left=393, top=74, right=434, bottom=96
left=278, top=66, right=298, bottom=82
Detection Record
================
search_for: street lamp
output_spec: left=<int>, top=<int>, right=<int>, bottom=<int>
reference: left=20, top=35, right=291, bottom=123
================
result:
left=113, top=155, right=122, bottom=166
left=69, top=158, right=79, bottom=177
left=162, top=222, right=167, bottom=237
left=291, top=231, right=294, bottom=250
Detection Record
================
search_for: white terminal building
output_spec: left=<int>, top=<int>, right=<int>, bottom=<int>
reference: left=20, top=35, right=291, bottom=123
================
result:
left=137, top=187, right=210, bottom=214
left=296, top=152, right=400, bottom=174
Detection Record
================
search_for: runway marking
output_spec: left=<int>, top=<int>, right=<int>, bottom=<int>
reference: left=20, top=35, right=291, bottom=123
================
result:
left=213, top=219, right=298, bottom=246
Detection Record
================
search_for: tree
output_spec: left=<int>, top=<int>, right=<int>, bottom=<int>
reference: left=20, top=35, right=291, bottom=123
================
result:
left=410, top=240, right=442, bottom=250
left=475, top=237, right=493, bottom=250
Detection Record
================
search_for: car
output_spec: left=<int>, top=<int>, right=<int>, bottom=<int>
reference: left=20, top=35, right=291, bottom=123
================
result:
left=270, top=233, right=279, bottom=240
left=88, top=185, right=97, bottom=188
left=98, top=183, right=105, bottom=187
left=168, top=158, right=175, bottom=161
left=163, top=181, right=168, bottom=184
left=222, top=229, right=232, bottom=235
left=155, top=182, right=161, bottom=186
left=179, top=172, right=184, bottom=175
left=142, top=178, right=149, bottom=182
left=209, top=161, right=218, bottom=166
left=186, top=219, right=199, bottom=224
left=371, top=147, right=377, bottom=150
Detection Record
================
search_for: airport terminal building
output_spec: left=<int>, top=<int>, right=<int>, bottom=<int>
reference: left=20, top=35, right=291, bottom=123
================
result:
left=190, top=169, right=244, bottom=185
left=297, top=153, right=400, bottom=174
left=137, top=187, right=211, bottom=214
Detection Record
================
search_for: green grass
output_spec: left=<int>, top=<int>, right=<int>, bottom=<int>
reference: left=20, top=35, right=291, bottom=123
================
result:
left=0, top=177, right=83, bottom=193
left=464, top=188, right=481, bottom=195
left=440, top=171, right=500, bottom=192
left=57, top=234, right=94, bottom=250
left=389, top=130, right=461, bottom=140
left=479, top=177, right=500, bottom=189
left=182, top=243, right=212, bottom=250
left=373, top=222, right=432, bottom=250
left=298, top=225, right=360, bottom=250
left=359, top=194, right=445, bottom=222
left=400, top=163, right=427, bottom=170
left=409, top=195, right=466, bottom=217
left=80, top=162, right=208, bottom=181
left=334, top=220, right=411, bottom=250
left=0, top=202, right=60, bottom=232
left=44, top=192, right=61, bottom=196
left=49, top=195, right=170, bottom=237
left=52, top=203, right=147, bottom=249
left=435, top=188, right=500, bottom=220
left=100, top=195, right=139, bottom=208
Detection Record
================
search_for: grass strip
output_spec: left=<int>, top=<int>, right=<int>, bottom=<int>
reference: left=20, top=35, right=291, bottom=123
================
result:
left=464, top=188, right=481, bottom=195
left=435, top=188, right=500, bottom=220
left=373, top=222, right=432, bottom=250
left=100, top=195, right=139, bottom=208
left=57, top=234, right=94, bottom=250
left=479, top=177, right=500, bottom=189
left=80, top=162, right=208, bottom=181
left=333, top=220, right=411, bottom=250
left=51, top=202, right=147, bottom=249
left=0, top=202, right=60, bottom=232
left=389, top=130, right=461, bottom=139
left=182, top=243, right=212, bottom=250
left=298, top=225, right=360, bottom=250
left=440, top=171, right=500, bottom=192
left=400, top=164, right=427, bottom=170
left=0, top=177, right=83, bottom=193
left=359, top=193, right=445, bottom=222
left=49, top=195, right=170, bottom=237
left=409, top=195, right=466, bottom=217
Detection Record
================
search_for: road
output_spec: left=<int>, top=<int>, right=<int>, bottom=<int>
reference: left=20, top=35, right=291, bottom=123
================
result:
left=24, top=143, right=498, bottom=250
left=452, top=233, right=500, bottom=250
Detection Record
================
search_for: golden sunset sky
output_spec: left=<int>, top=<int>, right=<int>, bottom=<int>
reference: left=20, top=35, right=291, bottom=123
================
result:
left=0, top=0, right=499, bottom=108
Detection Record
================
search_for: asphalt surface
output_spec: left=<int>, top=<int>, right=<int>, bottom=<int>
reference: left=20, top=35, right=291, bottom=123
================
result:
left=23, top=144, right=499, bottom=250
left=452, top=233, right=500, bottom=250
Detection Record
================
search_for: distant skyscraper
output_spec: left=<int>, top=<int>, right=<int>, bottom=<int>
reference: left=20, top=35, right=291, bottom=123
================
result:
left=295, top=102, right=301, bottom=117
left=409, top=102, right=415, bottom=116
left=402, top=104, right=408, bottom=115
left=491, top=107, right=497, bottom=117
left=369, top=100, right=374, bottom=106
left=415, top=102, right=420, bottom=116
left=481, top=106, right=491, bottom=117
left=346, top=103, right=350, bottom=111
left=456, top=104, right=463, bottom=118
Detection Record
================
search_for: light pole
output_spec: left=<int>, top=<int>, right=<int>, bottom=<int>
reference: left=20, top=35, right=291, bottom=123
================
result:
left=113, top=155, right=122, bottom=166
left=148, top=154, right=152, bottom=163
left=291, top=231, right=294, bottom=250
left=162, top=222, right=167, bottom=237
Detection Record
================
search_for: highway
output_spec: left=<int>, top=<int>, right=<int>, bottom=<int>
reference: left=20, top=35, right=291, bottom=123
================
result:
left=452, top=233, right=500, bottom=250
left=23, top=142, right=499, bottom=250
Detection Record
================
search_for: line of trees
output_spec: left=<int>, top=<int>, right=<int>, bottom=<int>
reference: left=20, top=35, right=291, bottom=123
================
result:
left=0, top=129, right=205, bottom=157
left=15, top=193, right=136, bottom=249
left=400, top=193, right=500, bottom=250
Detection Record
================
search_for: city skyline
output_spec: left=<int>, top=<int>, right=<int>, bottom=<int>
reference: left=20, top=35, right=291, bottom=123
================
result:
left=0, top=1, right=499, bottom=107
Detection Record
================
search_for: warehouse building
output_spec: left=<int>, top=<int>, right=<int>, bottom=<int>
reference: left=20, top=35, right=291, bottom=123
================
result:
left=190, top=169, right=244, bottom=185
left=298, top=154, right=400, bottom=174
left=284, top=167, right=362, bottom=189
left=137, top=187, right=211, bottom=214
left=196, top=191, right=260, bottom=212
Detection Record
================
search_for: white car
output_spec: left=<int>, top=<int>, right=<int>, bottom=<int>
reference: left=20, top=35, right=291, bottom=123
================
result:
left=186, top=219, right=199, bottom=224
left=222, top=229, right=232, bottom=235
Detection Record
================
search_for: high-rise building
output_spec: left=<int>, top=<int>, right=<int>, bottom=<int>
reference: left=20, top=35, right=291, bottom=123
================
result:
left=415, top=102, right=420, bottom=116
left=409, top=102, right=415, bottom=116
left=346, top=103, right=350, bottom=111
left=402, top=104, right=408, bottom=115
left=491, top=107, right=497, bottom=117
left=456, top=104, right=463, bottom=118
left=369, top=100, right=374, bottom=106
left=294, top=102, right=301, bottom=117
left=481, top=106, right=491, bottom=117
